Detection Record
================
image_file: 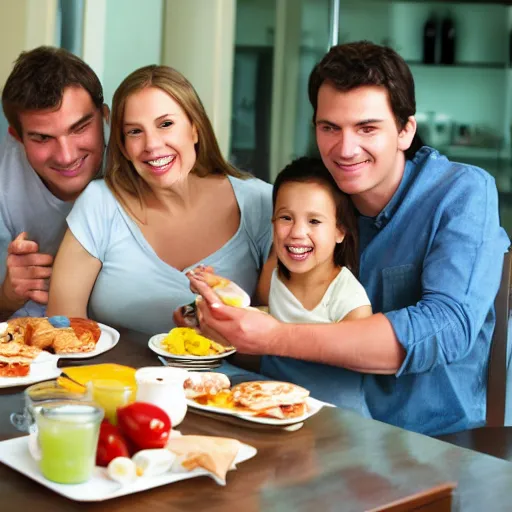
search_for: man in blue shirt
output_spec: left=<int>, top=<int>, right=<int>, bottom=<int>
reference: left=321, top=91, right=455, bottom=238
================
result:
left=191, top=41, right=510, bottom=436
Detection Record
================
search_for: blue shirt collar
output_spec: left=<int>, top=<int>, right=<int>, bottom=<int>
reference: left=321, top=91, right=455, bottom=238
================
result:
left=370, top=146, right=435, bottom=230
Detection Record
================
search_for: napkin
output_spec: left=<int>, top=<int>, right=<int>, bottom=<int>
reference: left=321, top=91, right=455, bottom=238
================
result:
left=166, top=435, right=243, bottom=485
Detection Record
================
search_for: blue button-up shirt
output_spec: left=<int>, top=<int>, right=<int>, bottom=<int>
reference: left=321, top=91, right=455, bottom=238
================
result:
left=360, top=146, right=510, bottom=435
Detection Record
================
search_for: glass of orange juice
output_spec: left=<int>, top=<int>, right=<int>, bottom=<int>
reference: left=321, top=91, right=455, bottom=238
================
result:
left=88, top=379, right=136, bottom=425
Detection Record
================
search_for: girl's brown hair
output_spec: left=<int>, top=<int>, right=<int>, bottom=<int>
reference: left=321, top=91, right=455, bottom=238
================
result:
left=272, top=157, right=359, bottom=279
left=105, top=65, right=246, bottom=209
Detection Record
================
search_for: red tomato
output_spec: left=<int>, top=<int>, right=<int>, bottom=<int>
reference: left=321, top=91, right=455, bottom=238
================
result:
left=116, top=402, right=171, bottom=450
left=96, top=420, right=130, bottom=467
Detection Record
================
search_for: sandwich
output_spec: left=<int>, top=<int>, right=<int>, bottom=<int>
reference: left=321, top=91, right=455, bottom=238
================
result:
left=0, top=341, right=41, bottom=377
left=231, top=381, right=309, bottom=419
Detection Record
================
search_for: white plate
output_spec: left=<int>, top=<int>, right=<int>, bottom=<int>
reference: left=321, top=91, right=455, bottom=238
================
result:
left=186, top=396, right=333, bottom=426
left=0, top=351, right=60, bottom=389
left=149, top=333, right=236, bottom=360
left=57, top=323, right=120, bottom=359
left=0, top=436, right=257, bottom=502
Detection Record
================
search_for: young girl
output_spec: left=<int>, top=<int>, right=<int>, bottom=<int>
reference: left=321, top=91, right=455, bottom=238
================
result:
left=260, top=156, right=372, bottom=416
left=185, top=157, right=372, bottom=415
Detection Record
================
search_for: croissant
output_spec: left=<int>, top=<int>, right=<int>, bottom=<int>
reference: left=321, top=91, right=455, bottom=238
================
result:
left=3, top=317, right=101, bottom=354
left=1, top=317, right=54, bottom=348
left=29, top=318, right=60, bottom=350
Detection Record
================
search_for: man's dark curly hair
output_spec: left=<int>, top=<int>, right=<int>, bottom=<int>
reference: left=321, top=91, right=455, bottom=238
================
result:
left=308, top=41, right=423, bottom=158
left=2, top=46, right=103, bottom=137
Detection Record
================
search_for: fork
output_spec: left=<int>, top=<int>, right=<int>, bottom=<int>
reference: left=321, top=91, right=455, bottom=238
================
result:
left=157, top=356, right=221, bottom=371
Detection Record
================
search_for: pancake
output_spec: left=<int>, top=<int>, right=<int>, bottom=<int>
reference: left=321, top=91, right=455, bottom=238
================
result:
left=231, top=381, right=309, bottom=419
left=0, top=341, right=41, bottom=377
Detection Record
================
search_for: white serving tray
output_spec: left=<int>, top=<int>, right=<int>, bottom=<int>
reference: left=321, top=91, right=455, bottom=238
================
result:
left=187, top=396, right=333, bottom=426
left=0, top=436, right=257, bottom=502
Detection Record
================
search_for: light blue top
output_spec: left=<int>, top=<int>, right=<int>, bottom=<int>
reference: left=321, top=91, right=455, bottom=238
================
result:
left=0, top=135, right=72, bottom=286
left=360, top=147, right=510, bottom=436
left=66, top=176, right=273, bottom=335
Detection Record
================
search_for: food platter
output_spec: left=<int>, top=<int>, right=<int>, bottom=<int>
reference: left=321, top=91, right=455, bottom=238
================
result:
left=186, top=396, right=332, bottom=427
left=149, top=333, right=236, bottom=361
left=0, top=323, right=120, bottom=388
left=0, top=435, right=257, bottom=502
left=57, top=323, right=120, bottom=359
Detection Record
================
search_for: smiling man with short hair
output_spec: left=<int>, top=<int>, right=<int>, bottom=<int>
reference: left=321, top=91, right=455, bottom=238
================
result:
left=192, top=41, right=510, bottom=436
left=0, top=46, right=108, bottom=316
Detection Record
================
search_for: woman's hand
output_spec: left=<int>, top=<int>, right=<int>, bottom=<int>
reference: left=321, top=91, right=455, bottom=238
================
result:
left=189, top=274, right=282, bottom=355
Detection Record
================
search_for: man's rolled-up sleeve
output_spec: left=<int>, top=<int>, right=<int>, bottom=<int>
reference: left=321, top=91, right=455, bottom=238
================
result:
left=388, top=173, right=510, bottom=377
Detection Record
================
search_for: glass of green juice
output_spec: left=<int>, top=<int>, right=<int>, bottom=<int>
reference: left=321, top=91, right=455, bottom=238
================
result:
left=34, top=401, right=104, bottom=484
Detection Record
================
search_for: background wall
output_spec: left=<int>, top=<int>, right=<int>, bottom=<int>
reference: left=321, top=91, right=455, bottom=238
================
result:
left=102, top=0, right=163, bottom=108
left=0, top=0, right=57, bottom=136
left=162, top=0, right=236, bottom=156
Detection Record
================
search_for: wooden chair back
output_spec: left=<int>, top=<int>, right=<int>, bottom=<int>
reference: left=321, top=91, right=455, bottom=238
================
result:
left=486, top=249, right=512, bottom=427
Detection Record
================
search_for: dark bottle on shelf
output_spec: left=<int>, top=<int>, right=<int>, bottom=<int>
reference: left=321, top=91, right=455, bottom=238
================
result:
left=441, top=15, right=456, bottom=65
left=509, top=30, right=512, bottom=66
left=423, top=15, right=437, bottom=64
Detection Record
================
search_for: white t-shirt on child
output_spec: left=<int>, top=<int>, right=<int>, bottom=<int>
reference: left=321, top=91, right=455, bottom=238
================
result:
left=262, top=266, right=371, bottom=417
left=269, top=266, right=371, bottom=323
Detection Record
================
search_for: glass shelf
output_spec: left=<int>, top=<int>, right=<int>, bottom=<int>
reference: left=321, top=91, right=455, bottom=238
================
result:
left=406, top=61, right=508, bottom=69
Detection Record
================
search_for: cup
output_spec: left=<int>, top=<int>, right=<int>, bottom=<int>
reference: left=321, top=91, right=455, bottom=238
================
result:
left=10, top=379, right=90, bottom=433
left=32, top=401, right=103, bottom=484
left=135, top=367, right=188, bottom=427
left=88, top=379, right=136, bottom=425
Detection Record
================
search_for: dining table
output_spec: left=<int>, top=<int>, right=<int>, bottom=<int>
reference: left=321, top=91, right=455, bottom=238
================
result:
left=1, top=327, right=512, bottom=511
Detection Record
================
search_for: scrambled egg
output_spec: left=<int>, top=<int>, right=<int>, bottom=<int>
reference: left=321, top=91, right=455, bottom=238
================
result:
left=194, top=390, right=235, bottom=409
left=161, top=328, right=231, bottom=356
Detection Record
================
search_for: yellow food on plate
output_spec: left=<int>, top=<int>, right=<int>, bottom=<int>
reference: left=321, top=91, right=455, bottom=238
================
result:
left=185, top=334, right=210, bottom=356
left=217, top=296, right=244, bottom=307
left=57, top=364, right=137, bottom=392
left=161, top=328, right=234, bottom=357
left=208, top=390, right=235, bottom=408
left=194, top=390, right=235, bottom=409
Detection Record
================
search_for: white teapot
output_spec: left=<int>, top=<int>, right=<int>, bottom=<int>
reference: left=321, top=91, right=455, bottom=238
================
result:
left=135, top=367, right=188, bottom=427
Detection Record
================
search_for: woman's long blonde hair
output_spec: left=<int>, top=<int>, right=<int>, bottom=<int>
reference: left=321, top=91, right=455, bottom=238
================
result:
left=105, top=65, right=246, bottom=208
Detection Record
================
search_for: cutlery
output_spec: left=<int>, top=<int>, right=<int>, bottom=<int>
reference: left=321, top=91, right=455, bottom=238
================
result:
left=59, top=372, right=87, bottom=389
left=157, top=356, right=221, bottom=371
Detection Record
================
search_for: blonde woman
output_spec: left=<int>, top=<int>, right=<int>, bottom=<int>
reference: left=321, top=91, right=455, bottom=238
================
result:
left=47, top=65, right=272, bottom=334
